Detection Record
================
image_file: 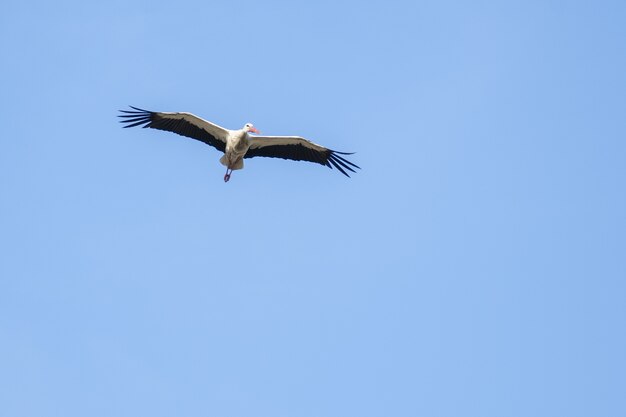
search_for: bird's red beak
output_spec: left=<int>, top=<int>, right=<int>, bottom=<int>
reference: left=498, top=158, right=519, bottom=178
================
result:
left=250, top=127, right=260, bottom=134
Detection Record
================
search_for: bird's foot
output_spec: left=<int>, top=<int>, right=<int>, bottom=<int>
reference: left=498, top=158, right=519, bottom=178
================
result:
left=224, top=173, right=231, bottom=182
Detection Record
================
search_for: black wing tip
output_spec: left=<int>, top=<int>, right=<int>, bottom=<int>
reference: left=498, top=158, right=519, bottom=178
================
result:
left=129, top=105, right=145, bottom=110
left=329, top=151, right=361, bottom=169
left=326, top=150, right=360, bottom=177
left=117, top=106, right=154, bottom=127
left=117, top=105, right=153, bottom=115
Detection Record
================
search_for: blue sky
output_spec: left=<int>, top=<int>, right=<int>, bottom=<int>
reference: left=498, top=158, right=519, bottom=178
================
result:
left=1, top=1, right=625, bottom=416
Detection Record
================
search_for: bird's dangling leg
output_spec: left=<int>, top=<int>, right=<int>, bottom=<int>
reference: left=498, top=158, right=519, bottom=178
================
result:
left=224, top=168, right=232, bottom=182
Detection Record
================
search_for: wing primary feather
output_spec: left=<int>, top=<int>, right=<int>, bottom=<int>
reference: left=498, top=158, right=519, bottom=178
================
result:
left=328, top=157, right=350, bottom=177
left=331, top=152, right=361, bottom=170
left=119, top=117, right=147, bottom=124
left=118, top=115, right=147, bottom=119
left=129, top=105, right=150, bottom=112
left=329, top=154, right=357, bottom=173
left=122, top=119, right=150, bottom=128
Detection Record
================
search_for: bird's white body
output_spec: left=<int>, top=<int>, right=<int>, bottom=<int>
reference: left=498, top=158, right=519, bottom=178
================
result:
left=220, top=129, right=251, bottom=171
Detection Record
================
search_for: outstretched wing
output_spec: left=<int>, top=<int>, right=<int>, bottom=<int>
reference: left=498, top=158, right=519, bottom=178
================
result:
left=246, top=135, right=360, bottom=177
left=118, top=106, right=229, bottom=152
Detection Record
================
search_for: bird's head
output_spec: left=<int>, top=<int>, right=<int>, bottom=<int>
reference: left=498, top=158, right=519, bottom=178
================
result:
left=243, top=123, right=260, bottom=134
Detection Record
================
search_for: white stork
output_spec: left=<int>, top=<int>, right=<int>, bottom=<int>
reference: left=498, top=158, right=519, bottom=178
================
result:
left=118, top=106, right=360, bottom=182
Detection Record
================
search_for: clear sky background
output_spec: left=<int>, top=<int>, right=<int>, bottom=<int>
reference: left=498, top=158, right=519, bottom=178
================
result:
left=1, top=1, right=625, bottom=416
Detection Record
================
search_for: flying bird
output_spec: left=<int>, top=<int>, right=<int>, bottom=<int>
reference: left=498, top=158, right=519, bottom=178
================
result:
left=118, top=106, right=360, bottom=182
